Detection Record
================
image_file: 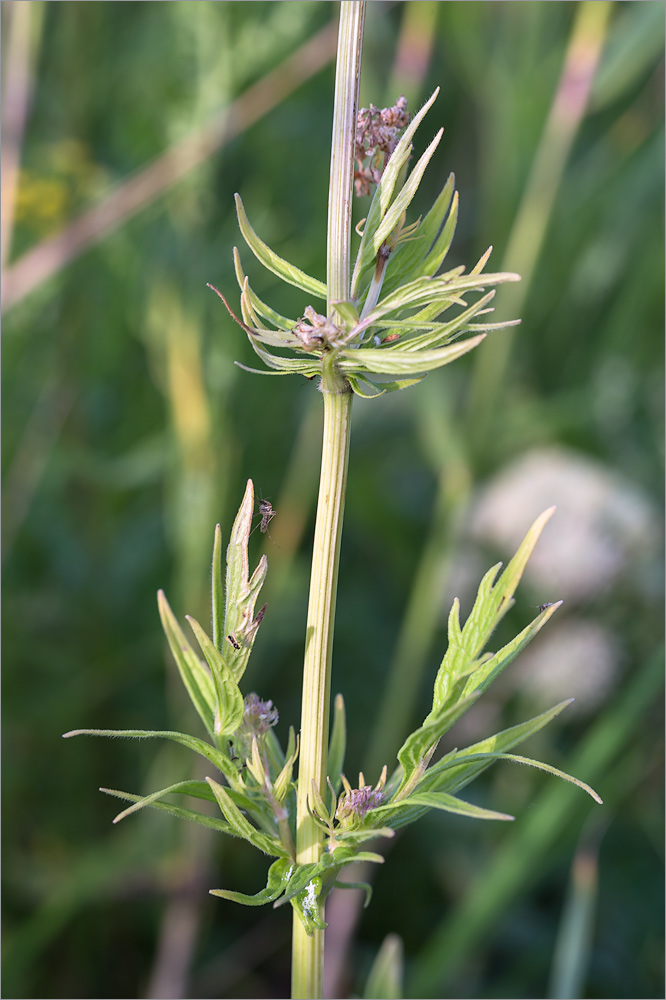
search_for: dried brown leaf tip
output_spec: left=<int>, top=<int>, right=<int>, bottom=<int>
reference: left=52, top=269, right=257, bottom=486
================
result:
left=354, top=95, right=410, bottom=196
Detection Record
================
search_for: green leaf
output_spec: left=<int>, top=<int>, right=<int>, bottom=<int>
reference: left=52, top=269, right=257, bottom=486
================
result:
left=461, top=601, right=561, bottom=700
left=223, top=479, right=269, bottom=683
left=339, top=335, right=485, bottom=376
left=205, top=776, right=287, bottom=857
left=364, top=934, right=404, bottom=1000
left=352, top=89, right=440, bottom=294
left=327, top=693, right=346, bottom=795
left=387, top=790, right=514, bottom=822
left=100, top=786, right=237, bottom=835
left=396, top=694, right=479, bottom=789
left=421, top=700, right=575, bottom=796
left=233, top=247, right=297, bottom=329
left=186, top=614, right=245, bottom=737
left=428, top=753, right=602, bottom=805
left=372, top=129, right=444, bottom=252
left=431, top=507, right=556, bottom=714
left=63, top=727, right=238, bottom=784
left=347, top=373, right=427, bottom=398
left=211, top=524, right=224, bottom=651
left=273, top=729, right=299, bottom=803
left=157, top=590, right=216, bottom=737
left=210, top=857, right=294, bottom=906
left=235, top=194, right=327, bottom=299
left=102, top=779, right=217, bottom=823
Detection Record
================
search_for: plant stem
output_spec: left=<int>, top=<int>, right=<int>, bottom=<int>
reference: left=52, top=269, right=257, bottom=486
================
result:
left=292, top=4, right=364, bottom=998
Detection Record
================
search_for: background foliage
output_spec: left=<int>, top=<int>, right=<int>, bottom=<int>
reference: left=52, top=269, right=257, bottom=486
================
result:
left=2, top=2, right=663, bottom=998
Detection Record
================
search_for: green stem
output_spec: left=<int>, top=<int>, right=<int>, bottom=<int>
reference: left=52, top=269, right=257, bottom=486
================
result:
left=292, top=4, right=364, bottom=998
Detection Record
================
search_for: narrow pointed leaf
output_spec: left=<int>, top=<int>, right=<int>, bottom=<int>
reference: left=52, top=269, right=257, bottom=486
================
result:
left=372, top=129, right=444, bottom=251
left=157, top=590, right=215, bottom=736
left=186, top=614, right=245, bottom=736
left=327, top=693, right=346, bottom=795
left=376, top=791, right=514, bottom=822
left=100, top=786, right=237, bottom=835
left=421, top=700, right=575, bottom=795
left=212, top=524, right=224, bottom=651
left=352, top=89, right=440, bottom=292
left=63, top=727, right=237, bottom=783
left=339, top=335, right=485, bottom=376
left=235, top=194, right=326, bottom=299
left=206, top=776, right=287, bottom=856
left=104, top=779, right=217, bottom=823
left=210, top=857, right=294, bottom=906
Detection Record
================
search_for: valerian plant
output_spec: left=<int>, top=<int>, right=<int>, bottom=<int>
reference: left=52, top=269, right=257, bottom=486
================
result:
left=64, top=7, right=601, bottom=998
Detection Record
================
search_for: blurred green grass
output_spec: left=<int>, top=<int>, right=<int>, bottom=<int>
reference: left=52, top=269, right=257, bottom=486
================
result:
left=2, top=3, right=663, bottom=998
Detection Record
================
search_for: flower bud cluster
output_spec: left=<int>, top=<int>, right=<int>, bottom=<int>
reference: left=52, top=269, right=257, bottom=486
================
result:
left=354, top=96, right=410, bottom=196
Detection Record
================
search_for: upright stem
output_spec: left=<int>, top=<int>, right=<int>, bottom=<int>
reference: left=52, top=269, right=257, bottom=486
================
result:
left=292, top=4, right=364, bottom=998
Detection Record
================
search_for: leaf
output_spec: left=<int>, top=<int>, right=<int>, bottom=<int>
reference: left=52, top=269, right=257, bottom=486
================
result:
left=327, top=693, right=346, bottom=795
left=62, top=727, right=237, bottom=780
left=157, top=590, right=216, bottom=737
left=430, top=507, right=556, bottom=714
left=223, top=480, right=269, bottom=683
left=347, top=373, right=427, bottom=398
left=211, top=524, right=224, bottom=651
left=100, top=786, right=237, bottom=835
left=396, top=694, right=479, bottom=789
left=205, top=776, right=287, bottom=857
left=210, top=857, right=294, bottom=906
left=380, top=174, right=456, bottom=298
left=372, top=129, right=444, bottom=252
left=427, top=753, right=602, bottom=804
left=421, top=700, right=575, bottom=796
left=102, top=779, right=217, bottom=823
left=385, top=791, right=514, bottom=822
left=339, top=336, right=486, bottom=376
left=235, top=194, right=326, bottom=299
left=233, top=247, right=297, bottom=329
left=186, top=614, right=245, bottom=737
left=364, top=934, right=404, bottom=1000
left=273, top=731, right=299, bottom=803
left=461, top=601, right=561, bottom=700
left=352, top=89, right=440, bottom=293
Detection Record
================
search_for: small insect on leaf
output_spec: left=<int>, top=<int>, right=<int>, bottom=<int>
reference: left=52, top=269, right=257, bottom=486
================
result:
left=226, top=634, right=241, bottom=650
left=250, top=496, right=279, bottom=545
left=259, top=499, right=276, bottom=534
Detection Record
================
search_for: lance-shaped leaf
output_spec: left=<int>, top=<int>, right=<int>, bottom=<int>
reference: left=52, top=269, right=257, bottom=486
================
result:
left=186, top=614, right=245, bottom=737
left=206, top=776, right=287, bottom=857
left=327, top=693, right=347, bottom=796
left=395, top=694, right=479, bottom=793
left=223, top=480, right=269, bottom=682
left=352, top=89, right=440, bottom=293
left=420, top=700, right=575, bottom=796
left=371, top=128, right=444, bottom=253
left=235, top=194, right=327, bottom=299
left=375, top=791, right=515, bottom=824
left=102, top=779, right=218, bottom=823
left=157, top=590, right=216, bottom=736
left=379, top=173, right=457, bottom=299
left=430, top=507, right=556, bottom=714
left=62, top=727, right=237, bottom=783
left=338, top=335, right=486, bottom=377
left=233, top=247, right=297, bottom=330
left=210, top=857, right=294, bottom=906
left=273, top=729, right=299, bottom=803
left=100, top=786, right=238, bottom=835
left=347, top=374, right=427, bottom=399
left=424, top=753, right=602, bottom=805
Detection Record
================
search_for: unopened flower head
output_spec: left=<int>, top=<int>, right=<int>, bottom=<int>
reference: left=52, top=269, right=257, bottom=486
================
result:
left=335, top=783, right=386, bottom=826
left=355, top=96, right=410, bottom=196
